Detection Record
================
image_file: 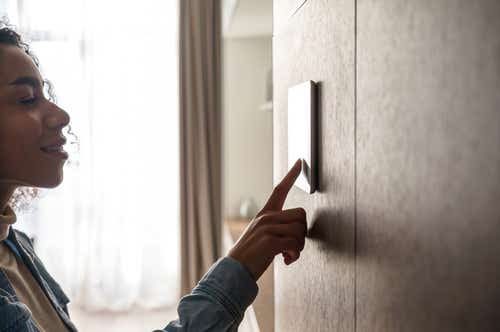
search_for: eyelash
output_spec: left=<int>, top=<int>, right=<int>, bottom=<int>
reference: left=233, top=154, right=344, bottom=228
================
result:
left=20, top=97, right=37, bottom=105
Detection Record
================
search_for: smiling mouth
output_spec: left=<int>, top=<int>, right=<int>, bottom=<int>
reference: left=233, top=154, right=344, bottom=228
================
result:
left=40, top=146, right=69, bottom=159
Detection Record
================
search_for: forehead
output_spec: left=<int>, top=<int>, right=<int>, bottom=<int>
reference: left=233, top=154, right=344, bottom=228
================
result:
left=0, top=44, right=42, bottom=86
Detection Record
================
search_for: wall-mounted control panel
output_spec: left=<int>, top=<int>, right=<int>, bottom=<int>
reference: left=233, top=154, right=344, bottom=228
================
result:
left=287, top=80, right=317, bottom=194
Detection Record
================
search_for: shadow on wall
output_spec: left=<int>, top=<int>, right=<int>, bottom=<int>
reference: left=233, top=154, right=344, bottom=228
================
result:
left=309, top=81, right=342, bottom=195
left=307, top=208, right=352, bottom=254
left=308, top=206, right=500, bottom=329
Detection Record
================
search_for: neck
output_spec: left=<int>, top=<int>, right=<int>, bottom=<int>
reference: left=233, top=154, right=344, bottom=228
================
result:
left=0, top=184, right=16, bottom=241
left=0, top=183, right=16, bottom=214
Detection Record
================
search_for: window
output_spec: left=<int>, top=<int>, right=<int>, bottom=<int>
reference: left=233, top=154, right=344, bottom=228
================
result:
left=2, top=0, right=180, bottom=314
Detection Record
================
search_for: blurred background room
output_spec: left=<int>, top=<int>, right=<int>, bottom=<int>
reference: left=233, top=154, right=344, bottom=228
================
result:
left=222, top=1, right=273, bottom=331
left=0, top=0, right=274, bottom=331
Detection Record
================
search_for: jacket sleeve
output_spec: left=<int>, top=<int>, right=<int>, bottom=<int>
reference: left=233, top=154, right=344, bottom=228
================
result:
left=155, top=256, right=259, bottom=332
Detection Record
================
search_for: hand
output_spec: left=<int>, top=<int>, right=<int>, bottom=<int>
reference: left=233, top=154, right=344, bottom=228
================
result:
left=228, top=159, right=307, bottom=281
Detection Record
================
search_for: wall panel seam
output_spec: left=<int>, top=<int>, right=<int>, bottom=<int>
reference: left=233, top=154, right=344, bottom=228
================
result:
left=354, top=0, right=358, bottom=331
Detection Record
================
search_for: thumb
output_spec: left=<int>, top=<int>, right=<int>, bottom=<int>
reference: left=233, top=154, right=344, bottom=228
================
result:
left=283, top=250, right=299, bottom=265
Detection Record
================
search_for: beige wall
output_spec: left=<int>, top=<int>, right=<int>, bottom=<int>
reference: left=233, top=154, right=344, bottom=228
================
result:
left=222, top=37, right=273, bottom=219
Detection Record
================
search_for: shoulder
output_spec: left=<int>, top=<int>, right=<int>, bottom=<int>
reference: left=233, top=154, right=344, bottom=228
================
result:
left=10, top=228, right=72, bottom=312
left=11, top=228, right=36, bottom=257
left=12, top=229, right=34, bottom=246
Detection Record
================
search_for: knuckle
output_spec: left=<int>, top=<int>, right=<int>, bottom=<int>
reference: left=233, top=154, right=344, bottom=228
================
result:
left=261, top=213, right=273, bottom=222
left=296, top=207, right=307, bottom=220
left=299, top=223, right=307, bottom=237
left=252, top=225, right=265, bottom=237
left=294, top=222, right=306, bottom=236
left=293, top=240, right=301, bottom=251
left=260, top=233, right=273, bottom=245
left=286, top=237, right=300, bottom=249
left=255, top=214, right=270, bottom=225
left=290, top=223, right=302, bottom=236
left=256, top=224, right=272, bottom=237
left=272, top=184, right=284, bottom=196
left=269, top=237, right=284, bottom=253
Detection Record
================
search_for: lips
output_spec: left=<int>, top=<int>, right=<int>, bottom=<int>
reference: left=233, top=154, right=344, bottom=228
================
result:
left=40, top=138, right=68, bottom=159
left=41, top=145, right=63, bottom=152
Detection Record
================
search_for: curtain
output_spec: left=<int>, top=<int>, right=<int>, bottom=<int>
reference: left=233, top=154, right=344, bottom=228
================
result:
left=179, top=0, right=222, bottom=295
left=7, top=0, right=181, bottom=311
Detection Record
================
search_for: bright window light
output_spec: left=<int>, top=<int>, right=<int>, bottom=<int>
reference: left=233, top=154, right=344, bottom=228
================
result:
left=4, top=0, right=180, bottom=311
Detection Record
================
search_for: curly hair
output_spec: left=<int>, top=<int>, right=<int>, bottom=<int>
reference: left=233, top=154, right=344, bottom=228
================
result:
left=0, top=18, right=80, bottom=214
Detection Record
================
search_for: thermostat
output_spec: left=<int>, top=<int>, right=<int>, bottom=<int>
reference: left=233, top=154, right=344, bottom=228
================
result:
left=287, top=80, right=317, bottom=194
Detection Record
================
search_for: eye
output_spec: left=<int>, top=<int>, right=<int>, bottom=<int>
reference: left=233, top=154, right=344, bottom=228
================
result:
left=20, top=97, right=37, bottom=105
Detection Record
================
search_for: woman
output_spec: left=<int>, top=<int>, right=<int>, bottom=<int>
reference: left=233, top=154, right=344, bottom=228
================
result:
left=0, top=23, right=307, bottom=331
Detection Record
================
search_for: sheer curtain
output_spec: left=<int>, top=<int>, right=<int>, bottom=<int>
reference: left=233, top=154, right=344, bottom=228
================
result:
left=4, top=0, right=180, bottom=311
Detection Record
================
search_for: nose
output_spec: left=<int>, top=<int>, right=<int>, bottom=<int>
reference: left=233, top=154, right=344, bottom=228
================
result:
left=44, top=102, right=71, bottom=131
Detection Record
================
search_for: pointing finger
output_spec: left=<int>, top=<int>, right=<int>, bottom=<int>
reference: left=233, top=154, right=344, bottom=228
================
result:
left=260, top=159, right=302, bottom=213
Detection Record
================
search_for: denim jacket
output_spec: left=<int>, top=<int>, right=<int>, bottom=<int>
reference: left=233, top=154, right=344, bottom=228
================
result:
left=0, top=228, right=259, bottom=332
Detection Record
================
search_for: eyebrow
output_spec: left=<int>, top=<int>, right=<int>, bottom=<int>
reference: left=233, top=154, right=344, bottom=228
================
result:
left=8, top=76, right=43, bottom=89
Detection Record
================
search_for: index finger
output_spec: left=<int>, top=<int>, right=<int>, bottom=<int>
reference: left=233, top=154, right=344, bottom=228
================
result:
left=260, top=158, right=302, bottom=212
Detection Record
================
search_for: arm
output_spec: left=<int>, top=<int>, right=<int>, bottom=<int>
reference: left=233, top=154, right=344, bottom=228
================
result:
left=156, top=256, right=258, bottom=332
left=157, top=159, right=307, bottom=332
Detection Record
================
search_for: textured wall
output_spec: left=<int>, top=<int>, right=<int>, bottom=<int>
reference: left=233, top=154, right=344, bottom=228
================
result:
left=356, top=1, right=500, bottom=331
left=274, top=0, right=500, bottom=331
left=273, top=0, right=356, bottom=331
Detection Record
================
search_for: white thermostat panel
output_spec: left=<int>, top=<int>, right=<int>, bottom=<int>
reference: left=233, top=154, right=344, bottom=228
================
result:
left=287, top=80, right=318, bottom=194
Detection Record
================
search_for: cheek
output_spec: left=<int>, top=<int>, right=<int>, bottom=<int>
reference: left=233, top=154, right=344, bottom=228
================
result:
left=20, top=115, right=43, bottom=148
left=0, top=113, right=43, bottom=170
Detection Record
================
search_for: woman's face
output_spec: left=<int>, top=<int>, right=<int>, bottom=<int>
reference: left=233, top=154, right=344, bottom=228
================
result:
left=0, top=44, right=70, bottom=188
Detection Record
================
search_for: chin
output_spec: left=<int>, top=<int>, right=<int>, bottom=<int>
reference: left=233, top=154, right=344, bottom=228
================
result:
left=16, top=165, right=65, bottom=188
left=33, top=173, right=64, bottom=189
left=44, top=177, right=64, bottom=188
